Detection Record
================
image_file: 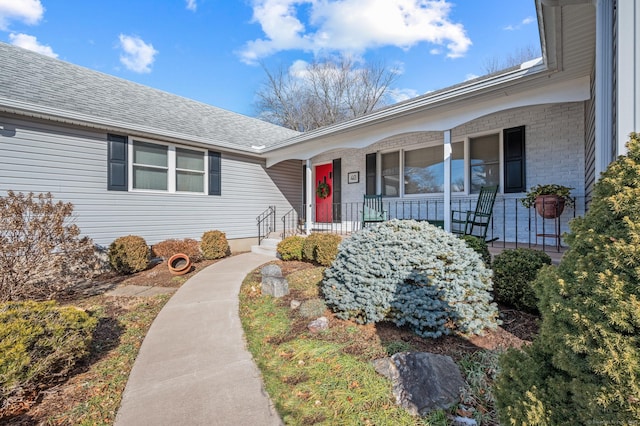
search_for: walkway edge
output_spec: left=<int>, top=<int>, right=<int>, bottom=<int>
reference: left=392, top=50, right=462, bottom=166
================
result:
left=115, top=252, right=282, bottom=426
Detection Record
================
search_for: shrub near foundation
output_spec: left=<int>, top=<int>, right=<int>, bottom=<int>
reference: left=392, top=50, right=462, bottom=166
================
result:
left=152, top=238, right=201, bottom=262
left=492, top=248, right=551, bottom=313
left=276, top=236, right=305, bottom=261
left=200, top=230, right=228, bottom=260
left=0, top=301, right=97, bottom=412
left=108, top=235, right=150, bottom=274
left=301, top=233, right=342, bottom=266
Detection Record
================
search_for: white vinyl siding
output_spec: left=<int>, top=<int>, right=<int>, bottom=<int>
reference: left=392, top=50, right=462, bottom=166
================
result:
left=0, top=115, right=301, bottom=246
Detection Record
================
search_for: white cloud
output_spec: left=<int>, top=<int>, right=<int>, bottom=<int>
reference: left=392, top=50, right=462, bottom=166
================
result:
left=186, top=0, right=197, bottom=11
left=387, top=87, right=419, bottom=103
left=0, top=0, right=44, bottom=30
left=504, top=16, right=535, bottom=31
left=239, top=0, right=471, bottom=64
left=464, top=73, right=479, bottom=81
left=118, top=34, right=158, bottom=73
left=9, top=33, right=57, bottom=57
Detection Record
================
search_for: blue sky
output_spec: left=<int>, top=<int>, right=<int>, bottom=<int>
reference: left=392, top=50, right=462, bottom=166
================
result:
left=0, top=0, right=540, bottom=117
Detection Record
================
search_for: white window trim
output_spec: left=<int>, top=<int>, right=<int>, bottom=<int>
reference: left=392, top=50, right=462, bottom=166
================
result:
left=128, top=137, right=208, bottom=194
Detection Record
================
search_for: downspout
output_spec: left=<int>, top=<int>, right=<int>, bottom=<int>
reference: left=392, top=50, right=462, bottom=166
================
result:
left=305, top=159, right=313, bottom=235
left=444, top=130, right=452, bottom=232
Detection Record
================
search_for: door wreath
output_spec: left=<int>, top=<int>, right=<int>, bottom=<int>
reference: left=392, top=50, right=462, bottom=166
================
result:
left=316, top=181, right=331, bottom=199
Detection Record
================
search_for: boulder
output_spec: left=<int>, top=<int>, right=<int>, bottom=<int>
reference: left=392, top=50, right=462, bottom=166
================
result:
left=307, top=316, right=329, bottom=333
left=261, top=264, right=288, bottom=297
left=373, top=352, right=466, bottom=416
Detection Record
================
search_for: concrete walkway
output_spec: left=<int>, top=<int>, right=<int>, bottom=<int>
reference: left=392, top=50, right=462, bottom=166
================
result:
left=115, top=252, right=282, bottom=426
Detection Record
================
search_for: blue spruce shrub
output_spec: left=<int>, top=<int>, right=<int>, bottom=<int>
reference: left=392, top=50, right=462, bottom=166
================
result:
left=321, top=219, right=498, bottom=338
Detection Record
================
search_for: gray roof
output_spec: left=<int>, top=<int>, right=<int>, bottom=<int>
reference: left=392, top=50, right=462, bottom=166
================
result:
left=0, top=42, right=299, bottom=152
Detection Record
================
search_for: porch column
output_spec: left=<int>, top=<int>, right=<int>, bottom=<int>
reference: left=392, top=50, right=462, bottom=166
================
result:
left=305, top=159, right=312, bottom=235
left=617, top=0, right=639, bottom=155
left=443, top=130, right=452, bottom=232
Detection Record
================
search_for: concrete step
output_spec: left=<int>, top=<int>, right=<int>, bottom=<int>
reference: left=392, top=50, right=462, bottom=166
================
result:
left=251, top=237, right=281, bottom=257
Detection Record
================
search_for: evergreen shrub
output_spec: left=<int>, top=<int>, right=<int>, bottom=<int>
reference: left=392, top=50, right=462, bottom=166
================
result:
left=277, top=236, right=305, bottom=261
left=313, top=234, right=342, bottom=267
left=151, top=238, right=202, bottom=262
left=200, top=230, right=229, bottom=260
left=321, top=220, right=498, bottom=338
left=0, top=191, right=97, bottom=301
left=492, top=248, right=551, bottom=312
left=301, top=233, right=323, bottom=261
left=301, top=233, right=342, bottom=266
left=460, top=235, right=492, bottom=266
left=0, top=300, right=97, bottom=411
left=495, top=133, right=640, bottom=424
left=108, top=235, right=150, bottom=274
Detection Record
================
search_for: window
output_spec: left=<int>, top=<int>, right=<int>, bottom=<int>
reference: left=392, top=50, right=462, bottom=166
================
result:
left=469, top=134, right=500, bottom=193
left=404, top=144, right=464, bottom=194
left=369, top=126, right=524, bottom=196
left=129, top=139, right=207, bottom=194
left=133, top=141, right=169, bottom=191
left=176, top=148, right=205, bottom=192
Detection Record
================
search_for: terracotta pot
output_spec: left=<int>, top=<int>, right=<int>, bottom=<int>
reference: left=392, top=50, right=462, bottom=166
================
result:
left=534, top=195, right=565, bottom=219
left=167, top=253, right=192, bottom=275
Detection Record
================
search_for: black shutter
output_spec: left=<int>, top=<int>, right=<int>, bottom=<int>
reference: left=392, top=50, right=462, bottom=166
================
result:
left=365, top=153, right=377, bottom=195
left=107, top=133, right=127, bottom=191
left=302, top=163, right=307, bottom=206
left=332, top=158, right=341, bottom=222
left=503, top=126, right=526, bottom=193
left=208, top=151, right=221, bottom=196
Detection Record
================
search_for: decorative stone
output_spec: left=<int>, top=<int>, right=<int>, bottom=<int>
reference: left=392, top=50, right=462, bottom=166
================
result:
left=290, top=300, right=301, bottom=310
left=307, top=316, right=328, bottom=333
left=261, top=264, right=288, bottom=297
left=373, top=352, right=466, bottom=416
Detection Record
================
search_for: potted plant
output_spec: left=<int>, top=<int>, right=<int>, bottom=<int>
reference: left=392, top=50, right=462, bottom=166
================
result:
left=521, top=184, right=575, bottom=219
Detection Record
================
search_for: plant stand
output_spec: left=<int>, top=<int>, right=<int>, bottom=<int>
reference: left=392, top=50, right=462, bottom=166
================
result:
left=535, top=215, right=562, bottom=252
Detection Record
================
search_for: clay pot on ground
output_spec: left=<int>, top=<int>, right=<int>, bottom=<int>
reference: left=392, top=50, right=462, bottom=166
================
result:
left=534, top=195, right=565, bottom=219
left=167, top=253, right=192, bottom=275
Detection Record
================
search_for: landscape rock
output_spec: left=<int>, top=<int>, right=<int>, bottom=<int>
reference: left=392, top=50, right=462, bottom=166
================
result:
left=307, top=316, right=328, bottom=333
left=373, top=352, right=466, bottom=416
left=261, top=264, right=289, bottom=297
left=290, top=300, right=301, bottom=310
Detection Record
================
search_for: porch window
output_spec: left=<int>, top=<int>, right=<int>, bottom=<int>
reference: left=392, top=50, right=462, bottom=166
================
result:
left=404, top=143, right=464, bottom=194
left=470, top=134, right=500, bottom=193
left=381, top=151, right=400, bottom=196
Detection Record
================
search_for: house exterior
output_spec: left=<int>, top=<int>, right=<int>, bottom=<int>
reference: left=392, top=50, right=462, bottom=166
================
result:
left=1, top=0, right=638, bottom=250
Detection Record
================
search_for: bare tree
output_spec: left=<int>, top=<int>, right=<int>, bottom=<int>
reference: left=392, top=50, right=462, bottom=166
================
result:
left=481, top=44, right=541, bottom=75
left=255, top=57, right=399, bottom=131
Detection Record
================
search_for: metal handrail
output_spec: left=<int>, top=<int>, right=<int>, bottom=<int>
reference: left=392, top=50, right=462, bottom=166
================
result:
left=256, top=205, right=276, bottom=245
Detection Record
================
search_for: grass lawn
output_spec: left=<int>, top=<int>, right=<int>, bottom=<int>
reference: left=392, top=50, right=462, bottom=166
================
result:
left=239, top=260, right=535, bottom=425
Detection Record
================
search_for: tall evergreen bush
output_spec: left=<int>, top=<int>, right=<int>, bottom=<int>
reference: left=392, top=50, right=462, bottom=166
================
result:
left=321, top=220, right=498, bottom=338
left=495, top=133, right=640, bottom=424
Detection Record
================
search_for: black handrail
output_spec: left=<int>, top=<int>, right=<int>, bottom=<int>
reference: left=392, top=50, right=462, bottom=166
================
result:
left=256, top=205, right=276, bottom=245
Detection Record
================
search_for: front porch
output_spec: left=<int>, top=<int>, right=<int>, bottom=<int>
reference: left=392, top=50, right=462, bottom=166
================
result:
left=272, top=195, right=582, bottom=256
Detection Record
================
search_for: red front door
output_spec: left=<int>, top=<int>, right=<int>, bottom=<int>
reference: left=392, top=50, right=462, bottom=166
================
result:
left=315, top=163, right=333, bottom=223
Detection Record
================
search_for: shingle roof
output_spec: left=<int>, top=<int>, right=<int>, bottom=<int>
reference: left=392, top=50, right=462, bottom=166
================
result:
left=0, top=42, right=299, bottom=152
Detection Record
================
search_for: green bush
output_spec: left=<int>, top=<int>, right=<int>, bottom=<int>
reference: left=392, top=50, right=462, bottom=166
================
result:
left=495, top=133, right=640, bottom=424
left=302, top=233, right=323, bottom=262
left=277, top=236, right=305, bottom=261
left=108, top=235, right=149, bottom=274
left=301, top=233, right=341, bottom=266
left=152, top=238, right=202, bottom=262
left=0, top=301, right=97, bottom=411
left=0, top=191, right=97, bottom=301
left=200, top=230, right=229, bottom=260
left=460, top=235, right=492, bottom=266
left=321, top=220, right=498, bottom=338
left=314, top=234, right=342, bottom=267
left=492, top=248, right=551, bottom=312
left=298, top=298, right=327, bottom=319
